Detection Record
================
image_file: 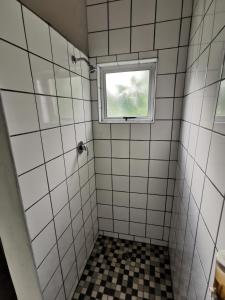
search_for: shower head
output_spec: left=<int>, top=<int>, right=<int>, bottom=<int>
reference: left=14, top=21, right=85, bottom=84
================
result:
left=71, top=55, right=96, bottom=74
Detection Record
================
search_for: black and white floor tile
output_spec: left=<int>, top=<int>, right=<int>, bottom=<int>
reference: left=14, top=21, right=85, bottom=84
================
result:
left=73, top=235, right=173, bottom=300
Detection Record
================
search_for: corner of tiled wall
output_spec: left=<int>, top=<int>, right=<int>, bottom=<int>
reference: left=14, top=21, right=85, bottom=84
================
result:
left=86, top=0, right=193, bottom=247
left=0, top=0, right=98, bottom=299
left=169, top=0, right=225, bottom=299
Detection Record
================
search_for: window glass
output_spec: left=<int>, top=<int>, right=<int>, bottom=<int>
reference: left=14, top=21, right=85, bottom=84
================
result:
left=106, top=70, right=150, bottom=118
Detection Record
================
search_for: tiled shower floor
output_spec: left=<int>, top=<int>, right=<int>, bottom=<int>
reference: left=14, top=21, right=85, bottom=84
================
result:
left=73, top=235, right=173, bottom=300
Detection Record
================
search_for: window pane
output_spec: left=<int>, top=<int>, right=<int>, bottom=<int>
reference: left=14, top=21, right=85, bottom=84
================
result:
left=106, top=70, right=150, bottom=118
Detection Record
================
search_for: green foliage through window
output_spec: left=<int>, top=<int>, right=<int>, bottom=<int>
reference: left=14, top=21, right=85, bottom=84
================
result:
left=106, top=70, right=150, bottom=117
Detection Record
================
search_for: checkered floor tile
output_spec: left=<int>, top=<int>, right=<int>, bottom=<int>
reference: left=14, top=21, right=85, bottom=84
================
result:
left=73, top=235, right=173, bottom=300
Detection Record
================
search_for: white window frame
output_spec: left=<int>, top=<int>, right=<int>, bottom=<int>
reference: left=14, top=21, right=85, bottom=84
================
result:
left=97, top=59, right=157, bottom=123
left=215, top=79, right=225, bottom=123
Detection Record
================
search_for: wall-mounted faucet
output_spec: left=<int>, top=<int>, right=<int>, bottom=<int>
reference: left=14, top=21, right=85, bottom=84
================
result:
left=77, top=141, right=88, bottom=154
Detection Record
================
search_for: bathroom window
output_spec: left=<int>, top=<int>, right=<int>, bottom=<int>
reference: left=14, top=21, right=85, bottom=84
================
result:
left=97, top=59, right=157, bottom=123
left=215, top=79, right=225, bottom=122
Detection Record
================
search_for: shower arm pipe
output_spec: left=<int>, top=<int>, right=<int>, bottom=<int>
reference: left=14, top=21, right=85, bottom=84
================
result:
left=71, top=55, right=96, bottom=73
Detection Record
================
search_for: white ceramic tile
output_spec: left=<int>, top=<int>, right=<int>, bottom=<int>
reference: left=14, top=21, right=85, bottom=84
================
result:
left=130, top=124, right=150, bottom=140
left=109, top=0, right=130, bottom=29
left=149, top=160, right=169, bottom=178
left=156, top=74, right=176, bottom=98
left=72, top=211, right=83, bottom=237
left=51, top=182, right=68, bottom=216
left=146, top=224, right=163, bottom=239
left=87, top=3, right=108, bottom=32
left=195, top=216, right=215, bottom=279
left=30, top=54, right=56, bottom=95
left=61, top=125, right=76, bottom=152
left=150, top=141, right=170, bottom=160
left=130, top=222, right=145, bottom=236
left=147, top=210, right=164, bottom=226
left=151, top=121, right=172, bottom=140
left=158, top=48, right=178, bottom=74
left=61, top=246, right=76, bottom=279
left=109, top=28, right=130, bottom=55
left=23, top=7, right=52, bottom=60
left=57, top=226, right=73, bottom=259
left=67, top=171, right=80, bottom=200
left=74, top=228, right=86, bottom=254
left=131, top=25, right=154, bottom=52
left=147, top=195, right=166, bottom=210
left=130, top=193, right=147, bottom=209
left=70, top=192, right=82, bottom=218
left=112, top=158, right=129, bottom=175
left=130, top=177, right=148, bottom=193
left=0, top=41, right=33, bottom=92
left=148, top=178, right=167, bottom=195
left=113, top=191, right=129, bottom=207
left=10, top=132, right=44, bottom=175
left=97, top=190, right=112, bottom=205
left=114, top=220, right=129, bottom=234
left=71, top=74, right=83, bottom=99
left=88, top=31, right=108, bottom=57
left=64, top=149, right=79, bottom=177
left=96, top=174, right=112, bottom=189
left=58, top=98, right=74, bottom=125
left=93, top=122, right=110, bottom=139
left=201, top=178, right=223, bottom=241
left=41, top=128, right=63, bottom=161
left=83, top=200, right=91, bottom=222
left=112, top=140, right=129, bottom=158
left=156, top=0, right=182, bottom=21
left=180, top=18, right=191, bottom=46
left=99, top=217, right=113, bottom=232
left=50, top=28, right=69, bottom=69
left=113, top=175, right=129, bottom=192
left=130, top=208, right=146, bottom=223
left=114, top=206, right=129, bottom=221
left=46, top=156, right=66, bottom=190
left=155, top=98, right=173, bottom=120
left=75, top=123, right=86, bottom=143
left=207, top=132, right=225, bottom=194
left=95, top=158, right=111, bottom=174
left=43, top=266, right=63, bottom=300
left=130, top=159, right=148, bottom=177
left=26, top=194, right=52, bottom=240
left=2, top=91, right=39, bottom=135
left=80, top=176, right=89, bottom=201
left=55, top=204, right=71, bottom=238
left=64, top=263, right=77, bottom=298
left=132, top=0, right=155, bottom=25
left=36, top=96, right=60, bottom=129
left=54, top=66, right=71, bottom=97
left=0, top=0, right=26, bottom=48
left=19, top=165, right=48, bottom=210
left=98, top=204, right=112, bottom=218
left=37, top=245, right=59, bottom=291
left=32, top=221, right=56, bottom=267
left=111, top=124, right=130, bottom=139
left=130, top=141, right=149, bottom=159
left=55, top=288, right=65, bottom=300
left=77, top=244, right=87, bottom=276
left=155, top=20, right=180, bottom=49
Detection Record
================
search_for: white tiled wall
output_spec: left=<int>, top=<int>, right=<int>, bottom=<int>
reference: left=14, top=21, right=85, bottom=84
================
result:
left=169, top=0, right=225, bottom=299
left=0, top=1, right=97, bottom=299
left=86, top=0, right=192, bottom=245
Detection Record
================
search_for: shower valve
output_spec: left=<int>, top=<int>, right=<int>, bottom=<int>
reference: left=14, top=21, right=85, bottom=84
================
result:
left=77, top=141, right=88, bottom=154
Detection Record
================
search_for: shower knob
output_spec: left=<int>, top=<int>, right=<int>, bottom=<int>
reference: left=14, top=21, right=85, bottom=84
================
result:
left=77, top=141, right=87, bottom=154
